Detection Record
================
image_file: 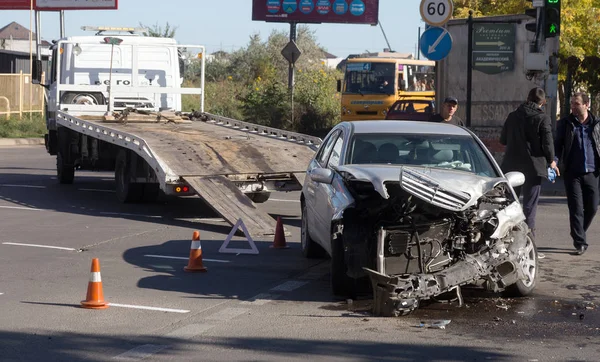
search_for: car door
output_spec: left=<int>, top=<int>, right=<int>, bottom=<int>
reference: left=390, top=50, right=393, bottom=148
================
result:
left=309, top=130, right=347, bottom=247
left=304, top=130, right=341, bottom=246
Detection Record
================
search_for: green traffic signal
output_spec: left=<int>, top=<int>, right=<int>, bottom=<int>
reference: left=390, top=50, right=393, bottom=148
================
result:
left=544, top=0, right=561, bottom=38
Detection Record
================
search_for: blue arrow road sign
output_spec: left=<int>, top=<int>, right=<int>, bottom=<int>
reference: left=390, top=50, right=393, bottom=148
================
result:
left=420, top=26, right=453, bottom=61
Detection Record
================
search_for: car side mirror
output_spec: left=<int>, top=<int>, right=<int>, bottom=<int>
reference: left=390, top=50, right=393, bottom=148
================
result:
left=336, top=79, right=341, bottom=92
left=505, top=171, right=525, bottom=188
left=309, top=167, right=334, bottom=184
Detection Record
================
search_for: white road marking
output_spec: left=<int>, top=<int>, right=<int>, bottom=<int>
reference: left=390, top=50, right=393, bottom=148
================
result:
left=113, top=344, right=168, bottom=361
left=108, top=303, right=190, bottom=314
left=0, top=293, right=3, bottom=295
left=144, top=254, right=230, bottom=263
left=0, top=205, right=42, bottom=211
left=78, top=188, right=115, bottom=193
left=239, top=293, right=280, bottom=305
left=269, top=198, right=300, bottom=203
left=100, top=212, right=162, bottom=218
left=205, top=307, right=249, bottom=321
left=270, top=280, right=308, bottom=292
left=2, top=242, right=77, bottom=251
left=195, top=218, right=226, bottom=223
left=0, top=184, right=46, bottom=189
left=166, top=324, right=214, bottom=339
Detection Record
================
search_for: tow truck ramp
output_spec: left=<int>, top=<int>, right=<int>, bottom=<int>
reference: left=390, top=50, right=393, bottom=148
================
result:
left=184, top=175, right=278, bottom=237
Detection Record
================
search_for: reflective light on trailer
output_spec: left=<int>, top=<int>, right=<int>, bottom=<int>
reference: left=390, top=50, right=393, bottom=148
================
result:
left=174, top=185, right=190, bottom=193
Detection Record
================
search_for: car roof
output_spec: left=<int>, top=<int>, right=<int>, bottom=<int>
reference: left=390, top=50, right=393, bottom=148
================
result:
left=344, top=120, right=471, bottom=136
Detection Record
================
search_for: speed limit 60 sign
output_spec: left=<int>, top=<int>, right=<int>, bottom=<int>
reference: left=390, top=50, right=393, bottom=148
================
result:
left=420, top=0, right=454, bottom=27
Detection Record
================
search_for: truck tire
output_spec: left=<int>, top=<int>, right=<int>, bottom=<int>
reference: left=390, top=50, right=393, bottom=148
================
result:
left=115, top=149, right=143, bottom=203
left=56, top=127, right=75, bottom=184
left=57, top=151, right=75, bottom=184
left=248, top=192, right=271, bottom=203
left=61, top=92, right=105, bottom=106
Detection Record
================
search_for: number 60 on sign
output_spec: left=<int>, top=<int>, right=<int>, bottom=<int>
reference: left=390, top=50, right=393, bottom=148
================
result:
left=420, top=0, right=454, bottom=27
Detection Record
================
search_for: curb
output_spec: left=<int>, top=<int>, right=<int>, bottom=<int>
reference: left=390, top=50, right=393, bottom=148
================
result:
left=0, top=138, right=44, bottom=146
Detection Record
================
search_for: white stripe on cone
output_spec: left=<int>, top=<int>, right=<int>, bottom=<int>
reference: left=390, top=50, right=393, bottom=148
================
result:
left=191, top=241, right=201, bottom=250
left=89, top=272, right=102, bottom=282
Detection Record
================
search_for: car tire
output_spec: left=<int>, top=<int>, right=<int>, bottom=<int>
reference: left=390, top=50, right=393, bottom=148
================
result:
left=504, top=231, right=538, bottom=297
left=331, top=236, right=355, bottom=298
left=301, top=202, right=325, bottom=259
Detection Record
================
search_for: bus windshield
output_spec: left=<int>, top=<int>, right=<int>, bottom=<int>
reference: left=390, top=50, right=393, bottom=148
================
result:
left=344, top=62, right=396, bottom=95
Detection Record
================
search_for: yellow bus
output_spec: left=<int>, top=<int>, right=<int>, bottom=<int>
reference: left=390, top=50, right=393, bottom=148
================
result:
left=338, top=55, right=436, bottom=121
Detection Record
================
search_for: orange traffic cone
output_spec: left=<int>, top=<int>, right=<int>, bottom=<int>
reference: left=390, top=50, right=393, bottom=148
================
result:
left=184, top=231, right=207, bottom=272
left=81, top=258, right=108, bottom=309
left=270, top=216, right=289, bottom=249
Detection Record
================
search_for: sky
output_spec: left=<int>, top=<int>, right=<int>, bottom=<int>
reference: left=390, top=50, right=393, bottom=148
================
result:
left=0, top=0, right=426, bottom=58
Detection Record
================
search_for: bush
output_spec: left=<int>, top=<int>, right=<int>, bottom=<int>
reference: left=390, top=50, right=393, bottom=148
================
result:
left=0, top=113, right=46, bottom=138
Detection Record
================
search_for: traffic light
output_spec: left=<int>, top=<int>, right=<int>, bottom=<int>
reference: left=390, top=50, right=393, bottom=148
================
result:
left=524, top=1, right=539, bottom=34
left=544, top=0, right=561, bottom=38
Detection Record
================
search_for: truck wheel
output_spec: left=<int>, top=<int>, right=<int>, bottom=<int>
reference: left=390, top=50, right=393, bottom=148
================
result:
left=301, top=202, right=325, bottom=259
left=57, top=151, right=74, bottom=184
left=331, top=237, right=355, bottom=298
left=248, top=192, right=271, bottom=203
left=115, top=150, right=143, bottom=203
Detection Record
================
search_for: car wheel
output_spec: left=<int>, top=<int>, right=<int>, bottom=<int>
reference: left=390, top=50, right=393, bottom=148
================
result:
left=301, top=202, right=325, bottom=259
left=331, top=237, right=355, bottom=297
left=504, top=232, right=538, bottom=297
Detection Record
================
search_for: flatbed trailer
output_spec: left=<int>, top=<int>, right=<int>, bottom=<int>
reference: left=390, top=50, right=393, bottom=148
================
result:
left=36, top=29, right=321, bottom=238
left=54, top=111, right=320, bottom=237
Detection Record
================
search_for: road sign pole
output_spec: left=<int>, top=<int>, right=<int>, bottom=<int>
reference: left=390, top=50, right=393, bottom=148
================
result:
left=466, top=11, right=473, bottom=128
left=289, top=22, right=297, bottom=127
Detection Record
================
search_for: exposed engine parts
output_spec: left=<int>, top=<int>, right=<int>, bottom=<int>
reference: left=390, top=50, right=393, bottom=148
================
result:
left=339, top=167, right=535, bottom=317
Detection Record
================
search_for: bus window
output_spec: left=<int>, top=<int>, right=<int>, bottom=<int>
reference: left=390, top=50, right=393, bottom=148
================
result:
left=344, top=62, right=396, bottom=95
left=406, top=65, right=435, bottom=91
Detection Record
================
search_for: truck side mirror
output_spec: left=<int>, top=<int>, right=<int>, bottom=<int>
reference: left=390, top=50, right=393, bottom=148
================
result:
left=32, top=59, right=43, bottom=84
left=179, top=58, right=186, bottom=77
left=336, top=79, right=341, bottom=92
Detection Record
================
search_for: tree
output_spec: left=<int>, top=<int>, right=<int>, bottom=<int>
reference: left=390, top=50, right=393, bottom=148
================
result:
left=139, top=22, right=178, bottom=38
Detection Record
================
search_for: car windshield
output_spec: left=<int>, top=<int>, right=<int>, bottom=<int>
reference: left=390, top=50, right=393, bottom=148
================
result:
left=347, top=133, right=498, bottom=177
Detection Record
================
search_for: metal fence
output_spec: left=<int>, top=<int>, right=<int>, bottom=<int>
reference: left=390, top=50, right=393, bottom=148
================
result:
left=0, top=72, right=45, bottom=119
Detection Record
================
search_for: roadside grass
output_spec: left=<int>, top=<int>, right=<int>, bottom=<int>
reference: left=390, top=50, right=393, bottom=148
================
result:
left=0, top=113, right=46, bottom=138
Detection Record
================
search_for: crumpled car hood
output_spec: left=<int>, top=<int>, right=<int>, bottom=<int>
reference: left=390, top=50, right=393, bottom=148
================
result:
left=336, top=165, right=507, bottom=211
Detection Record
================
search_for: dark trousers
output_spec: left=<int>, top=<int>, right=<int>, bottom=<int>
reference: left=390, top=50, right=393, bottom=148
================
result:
left=514, top=175, right=542, bottom=234
left=564, top=172, right=600, bottom=247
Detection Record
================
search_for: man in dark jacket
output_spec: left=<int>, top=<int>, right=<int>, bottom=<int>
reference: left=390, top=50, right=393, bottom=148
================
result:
left=500, top=87, right=558, bottom=235
left=429, top=97, right=464, bottom=126
left=555, top=92, right=600, bottom=255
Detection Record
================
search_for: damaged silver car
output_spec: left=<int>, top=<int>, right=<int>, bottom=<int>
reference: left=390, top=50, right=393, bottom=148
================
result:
left=301, top=121, right=537, bottom=316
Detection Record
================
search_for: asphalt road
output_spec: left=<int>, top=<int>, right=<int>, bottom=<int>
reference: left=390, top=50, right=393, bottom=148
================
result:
left=1, top=145, right=599, bottom=361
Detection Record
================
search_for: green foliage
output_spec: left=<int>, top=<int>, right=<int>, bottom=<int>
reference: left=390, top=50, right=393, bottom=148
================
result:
left=139, top=22, right=178, bottom=38
left=186, top=25, right=342, bottom=133
left=294, top=67, right=342, bottom=133
left=0, top=113, right=46, bottom=138
left=240, top=77, right=290, bottom=128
